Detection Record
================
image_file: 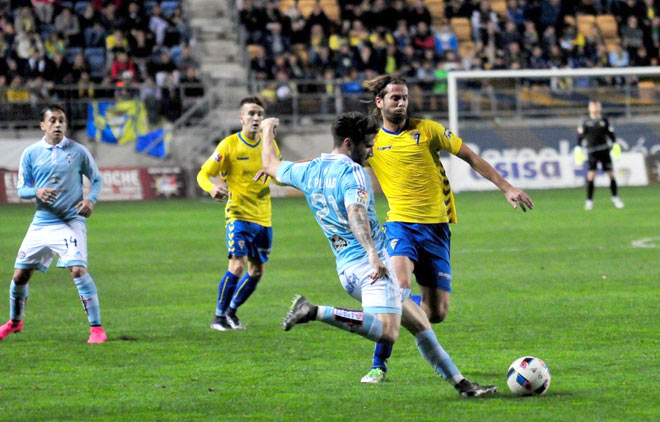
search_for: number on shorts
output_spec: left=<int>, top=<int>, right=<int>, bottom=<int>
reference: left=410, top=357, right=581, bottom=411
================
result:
left=64, top=236, right=78, bottom=248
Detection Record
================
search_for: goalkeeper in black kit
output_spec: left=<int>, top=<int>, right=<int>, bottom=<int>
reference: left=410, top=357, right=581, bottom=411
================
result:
left=574, top=100, right=624, bottom=210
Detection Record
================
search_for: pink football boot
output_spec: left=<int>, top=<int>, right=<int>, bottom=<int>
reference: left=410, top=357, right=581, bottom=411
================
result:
left=0, top=320, right=23, bottom=340
left=87, top=326, right=108, bottom=344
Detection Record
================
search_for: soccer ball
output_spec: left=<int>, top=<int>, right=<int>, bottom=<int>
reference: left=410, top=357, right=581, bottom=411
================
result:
left=506, top=356, right=551, bottom=396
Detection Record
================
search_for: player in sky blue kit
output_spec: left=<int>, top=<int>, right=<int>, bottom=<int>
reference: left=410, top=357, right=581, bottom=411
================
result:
left=0, top=104, right=107, bottom=344
left=259, top=112, right=497, bottom=396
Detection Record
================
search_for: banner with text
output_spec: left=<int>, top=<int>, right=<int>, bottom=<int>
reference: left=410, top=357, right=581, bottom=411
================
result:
left=0, top=167, right=186, bottom=204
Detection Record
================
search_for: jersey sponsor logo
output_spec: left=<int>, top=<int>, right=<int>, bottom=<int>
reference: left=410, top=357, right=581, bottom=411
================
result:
left=356, top=189, right=368, bottom=205
left=390, top=239, right=399, bottom=250
left=236, top=157, right=250, bottom=161
left=331, top=235, right=348, bottom=252
left=211, top=152, right=222, bottom=162
left=377, top=145, right=392, bottom=150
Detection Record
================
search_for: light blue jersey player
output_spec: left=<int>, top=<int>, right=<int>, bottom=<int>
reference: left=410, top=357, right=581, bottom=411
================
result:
left=260, top=112, right=498, bottom=396
left=0, top=105, right=108, bottom=344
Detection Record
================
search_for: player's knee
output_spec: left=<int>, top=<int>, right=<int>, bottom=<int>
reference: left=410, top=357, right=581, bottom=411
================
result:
left=379, top=319, right=401, bottom=344
left=428, top=305, right=448, bottom=323
left=228, top=259, right=245, bottom=275
left=68, top=266, right=87, bottom=278
left=12, top=269, right=31, bottom=284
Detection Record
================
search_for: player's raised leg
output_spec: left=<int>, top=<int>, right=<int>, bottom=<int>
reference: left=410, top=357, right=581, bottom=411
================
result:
left=283, top=294, right=400, bottom=344
left=0, top=269, right=32, bottom=340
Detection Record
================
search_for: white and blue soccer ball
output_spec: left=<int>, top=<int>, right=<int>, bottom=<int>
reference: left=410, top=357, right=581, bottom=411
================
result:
left=506, top=356, right=551, bottom=396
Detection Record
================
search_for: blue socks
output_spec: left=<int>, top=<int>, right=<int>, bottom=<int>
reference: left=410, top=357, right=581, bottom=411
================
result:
left=216, top=271, right=239, bottom=317
left=315, top=306, right=384, bottom=342
left=372, top=342, right=393, bottom=371
left=415, top=329, right=463, bottom=385
left=74, top=273, right=102, bottom=326
left=9, top=280, right=28, bottom=322
left=229, top=273, right=261, bottom=311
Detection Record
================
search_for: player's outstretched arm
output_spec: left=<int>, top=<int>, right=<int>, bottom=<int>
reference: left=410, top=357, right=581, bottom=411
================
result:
left=456, top=143, right=534, bottom=212
left=260, top=118, right=281, bottom=178
left=347, top=204, right=387, bottom=282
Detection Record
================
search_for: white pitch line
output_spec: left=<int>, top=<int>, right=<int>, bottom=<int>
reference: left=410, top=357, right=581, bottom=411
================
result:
left=631, top=237, right=660, bottom=249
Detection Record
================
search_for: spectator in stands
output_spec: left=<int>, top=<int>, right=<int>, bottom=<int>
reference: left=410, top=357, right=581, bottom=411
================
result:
left=265, top=21, right=290, bottom=58
left=434, top=22, right=458, bottom=55
left=85, top=22, right=107, bottom=48
left=31, top=0, right=55, bottom=24
left=538, top=0, right=563, bottom=35
left=71, top=52, right=90, bottom=81
left=79, top=3, right=98, bottom=32
left=28, top=75, right=50, bottom=106
left=14, top=30, right=43, bottom=61
left=522, top=20, right=539, bottom=52
left=25, top=49, right=47, bottom=79
left=176, top=46, right=198, bottom=71
left=412, top=21, right=436, bottom=51
left=125, top=1, right=149, bottom=32
left=335, top=41, right=357, bottom=77
left=110, top=49, right=137, bottom=82
left=128, top=28, right=154, bottom=64
left=609, top=43, right=630, bottom=68
left=149, top=4, right=170, bottom=46
left=471, top=0, right=498, bottom=44
left=240, top=0, right=268, bottom=43
left=47, top=51, right=73, bottom=84
left=14, top=6, right=36, bottom=36
left=181, top=66, right=204, bottom=97
left=100, top=2, right=125, bottom=31
left=150, top=50, right=179, bottom=87
left=76, top=71, right=95, bottom=99
left=408, top=0, right=432, bottom=27
left=614, top=0, right=645, bottom=26
left=169, top=7, right=191, bottom=46
left=44, top=31, right=65, bottom=60
left=106, top=28, right=128, bottom=52
left=506, top=0, right=525, bottom=28
left=54, top=8, right=82, bottom=47
left=633, top=46, right=651, bottom=65
left=621, top=15, right=645, bottom=56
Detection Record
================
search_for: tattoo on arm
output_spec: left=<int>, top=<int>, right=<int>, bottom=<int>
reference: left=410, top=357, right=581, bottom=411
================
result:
left=348, top=204, right=375, bottom=252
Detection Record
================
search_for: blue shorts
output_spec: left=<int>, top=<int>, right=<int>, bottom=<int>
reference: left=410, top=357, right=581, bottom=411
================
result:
left=226, top=220, right=272, bottom=263
left=384, top=222, right=452, bottom=293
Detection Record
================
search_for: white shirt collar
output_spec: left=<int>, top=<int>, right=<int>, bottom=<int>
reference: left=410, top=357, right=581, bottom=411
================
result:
left=321, top=153, right=355, bottom=164
left=39, top=136, right=70, bottom=149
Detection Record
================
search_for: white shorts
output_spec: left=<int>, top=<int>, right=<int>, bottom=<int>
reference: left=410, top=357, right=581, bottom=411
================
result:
left=339, top=250, right=402, bottom=315
left=15, top=220, right=88, bottom=272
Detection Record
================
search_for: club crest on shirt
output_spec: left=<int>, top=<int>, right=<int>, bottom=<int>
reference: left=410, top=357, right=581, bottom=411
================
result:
left=331, top=235, right=348, bottom=252
left=411, top=131, right=421, bottom=145
left=211, top=152, right=222, bottom=162
left=66, top=154, right=73, bottom=164
left=356, top=189, right=368, bottom=205
left=390, top=239, right=399, bottom=250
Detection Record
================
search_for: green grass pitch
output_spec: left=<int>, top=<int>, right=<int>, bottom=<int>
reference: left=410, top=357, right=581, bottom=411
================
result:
left=0, top=186, right=658, bottom=421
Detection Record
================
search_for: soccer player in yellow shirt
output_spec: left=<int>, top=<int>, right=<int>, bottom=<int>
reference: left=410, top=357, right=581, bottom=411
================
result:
left=197, top=97, right=280, bottom=331
left=359, top=75, right=534, bottom=383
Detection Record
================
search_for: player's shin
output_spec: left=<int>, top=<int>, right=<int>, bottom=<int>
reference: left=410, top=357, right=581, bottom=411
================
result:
left=9, top=280, right=28, bottom=322
left=315, top=306, right=384, bottom=342
left=74, top=274, right=101, bottom=326
left=415, top=329, right=464, bottom=385
left=216, top=271, right=239, bottom=317
left=229, top=273, right=260, bottom=310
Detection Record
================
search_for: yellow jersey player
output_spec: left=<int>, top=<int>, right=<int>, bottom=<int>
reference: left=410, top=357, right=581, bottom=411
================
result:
left=197, top=97, right=280, bottom=331
left=359, top=75, right=534, bottom=383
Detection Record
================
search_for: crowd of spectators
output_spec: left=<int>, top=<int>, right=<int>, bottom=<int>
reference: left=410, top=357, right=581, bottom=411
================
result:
left=0, top=0, right=204, bottom=123
left=242, top=0, right=660, bottom=108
